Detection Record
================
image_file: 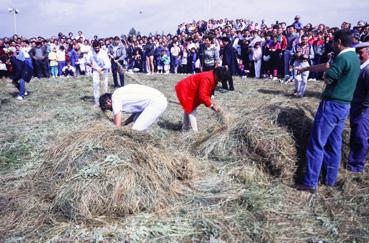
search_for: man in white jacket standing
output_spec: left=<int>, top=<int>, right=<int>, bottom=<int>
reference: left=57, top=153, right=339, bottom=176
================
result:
left=86, top=41, right=111, bottom=106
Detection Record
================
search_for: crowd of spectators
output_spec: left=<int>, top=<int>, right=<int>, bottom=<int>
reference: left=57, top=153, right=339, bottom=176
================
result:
left=0, top=16, right=368, bottom=82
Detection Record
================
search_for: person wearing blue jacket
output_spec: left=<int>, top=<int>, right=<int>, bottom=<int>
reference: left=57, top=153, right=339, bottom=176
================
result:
left=68, top=44, right=79, bottom=70
left=10, top=45, right=33, bottom=100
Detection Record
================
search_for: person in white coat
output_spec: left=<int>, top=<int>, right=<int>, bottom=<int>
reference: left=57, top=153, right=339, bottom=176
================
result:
left=252, top=42, right=263, bottom=79
left=86, top=41, right=111, bottom=106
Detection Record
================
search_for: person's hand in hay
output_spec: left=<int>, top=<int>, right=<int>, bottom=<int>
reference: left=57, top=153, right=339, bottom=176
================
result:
left=175, top=67, right=229, bottom=132
left=99, top=84, right=167, bottom=131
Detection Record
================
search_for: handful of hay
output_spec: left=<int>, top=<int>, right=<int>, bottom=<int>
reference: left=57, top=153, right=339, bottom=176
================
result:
left=36, top=122, right=193, bottom=220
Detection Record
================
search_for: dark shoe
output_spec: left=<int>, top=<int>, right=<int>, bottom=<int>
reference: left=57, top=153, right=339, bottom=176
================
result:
left=295, top=184, right=317, bottom=193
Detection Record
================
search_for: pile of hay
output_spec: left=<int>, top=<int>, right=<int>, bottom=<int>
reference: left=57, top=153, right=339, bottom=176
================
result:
left=193, top=103, right=313, bottom=181
left=36, top=122, right=194, bottom=220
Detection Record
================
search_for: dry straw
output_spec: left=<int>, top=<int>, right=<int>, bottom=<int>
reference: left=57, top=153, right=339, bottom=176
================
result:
left=36, top=122, right=194, bottom=221
left=191, top=104, right=299, bottom=181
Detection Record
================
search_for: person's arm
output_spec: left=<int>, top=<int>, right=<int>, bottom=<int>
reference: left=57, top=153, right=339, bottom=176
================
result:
left=296, top=62, right=330, bottom=74
left=114, top=113, right=122, bottom=128
left=123, top=114, right=135, bottom=125
left=198, top=78, right=213, bottom=108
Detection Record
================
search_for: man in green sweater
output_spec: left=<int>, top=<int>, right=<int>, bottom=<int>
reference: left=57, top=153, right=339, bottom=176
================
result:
left=295, top=30, right=360, bottom=192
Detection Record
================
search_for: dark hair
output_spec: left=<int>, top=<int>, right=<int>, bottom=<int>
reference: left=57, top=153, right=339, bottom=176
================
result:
left=333, top=29, right=352, bottom=47
left=213, top=66, right=232, bottom=85
left=221, top=37, right=230, bottom=43
left=203, top=35, right=214, bottom=41
left=99, top=93, right=112, bottom=111
left=92, top=40, right=100, bottom=48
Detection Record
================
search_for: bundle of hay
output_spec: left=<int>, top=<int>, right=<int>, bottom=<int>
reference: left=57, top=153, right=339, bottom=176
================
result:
left=194, top=104, right=310, bottom=181
left=36, top=122, right=193, bottom=220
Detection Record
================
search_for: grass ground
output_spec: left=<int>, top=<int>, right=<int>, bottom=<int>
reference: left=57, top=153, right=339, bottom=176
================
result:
left=0, top=74, right=368, bottom=242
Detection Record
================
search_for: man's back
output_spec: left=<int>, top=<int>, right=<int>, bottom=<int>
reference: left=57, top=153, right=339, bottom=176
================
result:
left=322, top=50, right=360, bottom=103
left=112, top=84, right=164, bottom=114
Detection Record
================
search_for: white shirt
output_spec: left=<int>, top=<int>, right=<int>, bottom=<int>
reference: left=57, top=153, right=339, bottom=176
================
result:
left=360, top=59, right=369, bottom=70
left=62, top=65, right=76, bottom=73
left=56, top=49, right=66, bottom=61
left=80, top=44, right=90, bottom=54
left=86, top=49, right=111, bottom=70
left=112, top=84, right=165, bottom=115
left=171, top=46, right=180, bottom=57
left=21, top=47, right=31, bottom=58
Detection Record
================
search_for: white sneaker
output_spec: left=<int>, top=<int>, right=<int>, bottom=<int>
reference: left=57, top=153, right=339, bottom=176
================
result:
left=272, top=77, right=278, bottom=81
left=24, top=91, right=29, bottom=96
left=16, top=95, right=24, bottom=100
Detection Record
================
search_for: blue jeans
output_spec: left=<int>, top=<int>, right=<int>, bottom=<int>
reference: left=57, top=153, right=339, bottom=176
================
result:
left=304, top=100, right=350, bottom=188
left=348, top=107, right=369, bottom=172
left=283, top=50, right=292, bottom=77
left=58, top=61, right=66, bottom=76
left=18, top=79, right=25, bottom=97
left=50, top=66, right=58, bottom=77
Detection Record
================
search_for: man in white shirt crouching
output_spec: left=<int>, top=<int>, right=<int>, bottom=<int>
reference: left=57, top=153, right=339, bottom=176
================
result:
left=99, top=84, right=168, bottom=131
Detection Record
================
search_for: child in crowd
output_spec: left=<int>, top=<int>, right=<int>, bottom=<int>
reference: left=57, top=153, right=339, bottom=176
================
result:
left=170, top=42, right=180, bottom=74
left=269, top=36, right=281, bottom=80
left=238, top=59, right=248, bottom=79
left=160, top=49, right=171, bottom=74
left=252, top=42, right=263, bottom=79
left=57, top=45, right=66, bottom=76
left=133, top=49, right=142, bottom=72
left=189, top=47, right=197, bottom=74
left=179, top=48, right=188, bottom=74
left=62, top=61, right=76, bottom=77
left=48, top=46, right=58, bottom=78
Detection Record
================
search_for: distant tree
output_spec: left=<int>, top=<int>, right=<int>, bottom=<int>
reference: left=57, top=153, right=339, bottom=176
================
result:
left=129, top=27, right=137, bottom=36
left=137, top=31, right=141, bottom=36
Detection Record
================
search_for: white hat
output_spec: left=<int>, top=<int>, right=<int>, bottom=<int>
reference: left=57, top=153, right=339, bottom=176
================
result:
left=355, top=42, right=369, bottom=49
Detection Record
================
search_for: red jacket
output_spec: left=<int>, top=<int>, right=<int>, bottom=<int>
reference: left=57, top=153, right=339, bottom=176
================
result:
left=175, top=71, right=216, bottom=113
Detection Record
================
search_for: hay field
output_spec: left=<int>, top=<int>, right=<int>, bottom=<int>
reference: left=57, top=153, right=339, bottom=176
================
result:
left=0, top=74, right=368, bottom=242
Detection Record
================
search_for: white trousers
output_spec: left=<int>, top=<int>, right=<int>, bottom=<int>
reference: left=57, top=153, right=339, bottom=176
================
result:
left=93, top=71, right=109, bottom=105
left=132, top=96, right=168, bottom=131
left=182, top=110, right=198, bottom=132
left=293, top=61, right=310, bottom=96
left=254, top=59, right=262, bottom=79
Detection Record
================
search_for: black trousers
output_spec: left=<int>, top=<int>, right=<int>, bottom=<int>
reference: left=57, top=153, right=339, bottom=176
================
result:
left=111, top=60, right=124, bottom=87
left=34, top=59, right=49, bottom=78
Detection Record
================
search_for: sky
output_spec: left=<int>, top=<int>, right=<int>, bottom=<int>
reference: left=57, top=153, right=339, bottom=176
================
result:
left=0, top=0, right=368, bottom=38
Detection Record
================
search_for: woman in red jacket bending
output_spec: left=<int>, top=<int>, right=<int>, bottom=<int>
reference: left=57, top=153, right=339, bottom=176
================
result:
left=175, top=67, right=231, bottom=131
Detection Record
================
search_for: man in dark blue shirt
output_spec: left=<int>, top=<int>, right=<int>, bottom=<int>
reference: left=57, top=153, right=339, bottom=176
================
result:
left=348, top=42, right=369, bottom=172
